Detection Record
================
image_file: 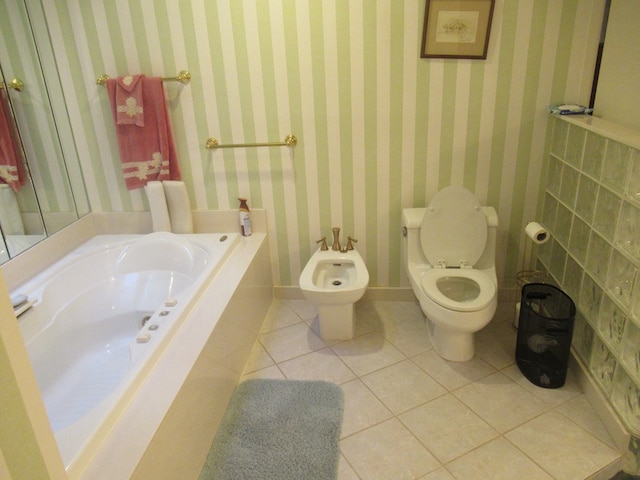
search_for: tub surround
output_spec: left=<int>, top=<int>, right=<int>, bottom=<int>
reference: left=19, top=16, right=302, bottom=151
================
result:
left=2, top=209, right=272, bottom=479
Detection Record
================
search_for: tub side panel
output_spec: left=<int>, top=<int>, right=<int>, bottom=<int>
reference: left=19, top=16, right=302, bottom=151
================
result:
left=131, top=238, right=272, bottom=480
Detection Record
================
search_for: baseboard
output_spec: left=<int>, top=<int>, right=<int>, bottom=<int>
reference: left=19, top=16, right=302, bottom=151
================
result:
left=274, top=286, right=517, bottom=303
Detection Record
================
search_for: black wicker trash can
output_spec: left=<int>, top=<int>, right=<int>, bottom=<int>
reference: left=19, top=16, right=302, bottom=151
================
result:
left=516, top=283, right=576, bottom=388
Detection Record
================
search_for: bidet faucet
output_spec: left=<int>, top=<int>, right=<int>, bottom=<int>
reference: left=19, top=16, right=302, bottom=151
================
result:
left=346, top=236, right=357, bottom=250
left=331, top=227, right=341, bottom=251
left=316, top=236, right=328, bottom=251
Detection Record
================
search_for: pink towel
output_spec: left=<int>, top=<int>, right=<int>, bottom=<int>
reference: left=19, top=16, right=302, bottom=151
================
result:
left=115, top=74, right=144, bottom=126
left=0, top=91, right=25, bottom=192
left=106, top=76, right=181, bottom=190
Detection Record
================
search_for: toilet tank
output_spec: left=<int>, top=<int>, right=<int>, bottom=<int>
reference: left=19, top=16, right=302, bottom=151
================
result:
left=401, top=206, right=498, bottom=270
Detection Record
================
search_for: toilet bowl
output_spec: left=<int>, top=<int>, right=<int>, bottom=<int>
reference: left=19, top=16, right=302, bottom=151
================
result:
left=299, top=248, right=369, bottom=340
left=402, top=186, right=498, bottom=361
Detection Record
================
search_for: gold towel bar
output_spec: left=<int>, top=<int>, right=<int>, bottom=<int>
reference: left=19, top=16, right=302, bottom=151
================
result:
left=0, top=78, right=24, bottom=91
left=96, top=70, right=191, bottom=86
left=205, top=135, right=297, bottom=150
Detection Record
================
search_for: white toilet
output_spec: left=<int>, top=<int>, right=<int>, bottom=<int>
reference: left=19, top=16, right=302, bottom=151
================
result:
left=299, top=246, right=369, bottom=340
left=402, top=186, right=498, bottom=361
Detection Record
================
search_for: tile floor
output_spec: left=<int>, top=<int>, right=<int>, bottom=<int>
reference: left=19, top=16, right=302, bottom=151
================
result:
left=241, top=299, right=622, bottom=480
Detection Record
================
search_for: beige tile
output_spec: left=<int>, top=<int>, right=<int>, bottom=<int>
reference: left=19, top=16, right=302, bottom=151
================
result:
left=555, top=395, right=618, bottom=449
left=331, top=331, right=406, bottom=376
left=242, top=341, right=274, bottom=374
left=259, top=322, right=326, bottom=363
left=447, top=437, right=553, bottom=480
left=421, top=467, right=456, bottom=480
left=278, top=347, right=356, bottom=384
left=399, top=394, right=498, bottom=463
left=503, top=363, right=582, bottom=407
left=353, top=302, right=387, bottom=335
left=383, top=315, right=433, bottom=357
left=260, top=300, right=303, bottom=333
left=361, top=359, right=446, bottom=414
left=340, top=379, right=392, bottom=438
left=454, top=371, right=548, bottom=433
left=506, top=411, right=620, bottom=480
left=240, top=365, right=285, bottom=381
left=337, top=454, right=359, bottom=480
left=285, top=299, right=318, bottom=322
left=412, top=349, right=496, bottom=391
left=475, top=320, right=517, bottom=369
left=340, top=418, right=441, bottom=480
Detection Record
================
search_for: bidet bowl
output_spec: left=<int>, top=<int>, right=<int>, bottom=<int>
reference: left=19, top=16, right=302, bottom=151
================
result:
left=299, top=249, right=369, bottom=304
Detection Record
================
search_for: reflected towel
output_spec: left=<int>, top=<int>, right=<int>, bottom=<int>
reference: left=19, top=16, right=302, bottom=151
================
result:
left=0, top=92, right=25, bottom=192
left=106, top=76, right=181, bottom=190
left=145, top=181, right=171, bottom=232
left=115, top=74, right=144, bottom=126
left=0, top=184, right=24, bottom=235
left=163, top=180, right=193, bottom=234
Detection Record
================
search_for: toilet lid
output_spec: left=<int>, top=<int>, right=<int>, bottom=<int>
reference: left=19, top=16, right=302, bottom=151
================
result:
left=420, top=186, right=487, bottom=267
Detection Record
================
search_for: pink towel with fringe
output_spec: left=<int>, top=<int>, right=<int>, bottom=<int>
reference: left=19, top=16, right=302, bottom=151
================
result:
left=106, top=76, right=181, bottom=190
left=0, top=92, right=25, bottom=192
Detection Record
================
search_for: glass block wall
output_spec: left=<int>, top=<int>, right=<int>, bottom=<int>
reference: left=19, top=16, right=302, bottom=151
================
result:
left=537, top=115, right=640, bottom=473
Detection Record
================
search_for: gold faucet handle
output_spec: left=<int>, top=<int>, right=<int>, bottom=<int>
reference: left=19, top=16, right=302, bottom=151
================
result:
left=316, top=236, right=328, bottom=251
left=346, top=236, right=358, bottom=250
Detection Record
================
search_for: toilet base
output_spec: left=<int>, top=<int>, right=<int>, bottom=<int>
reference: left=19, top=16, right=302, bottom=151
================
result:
left=317, top=303, right=355, bottom=341
left=428, top=320, right=475, bottom=362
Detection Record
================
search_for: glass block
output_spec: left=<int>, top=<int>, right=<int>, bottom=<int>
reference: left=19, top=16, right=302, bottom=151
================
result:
left=583, top=131, right=606, bottom=179
left=631, top=273, right=640, bottom=323
left=585, top=232, right=612, bottom=284
left=602, top=141, right=632, bottom=194
left=547, top=155, right=563, bottom=197
left=625, top=148, right=640, bottom=204
left=550, top=118, right=568, bottom=158
left=606, top=250, right=636, bottom=308
left=554, top=204, right=573, bottom=247
left=580, top=273, right=604, bottom=325
left=598, top=293, right=627, bottom=353
left=559, top=164, right=579, bottom=208
left=589, top=335, right=616, bottom=394
left=616, top=201, right=640, bottom=261
left=537, top=239, right=552, bottom=267
left=565, top=124, right=586, bottom=168
left=621, top=320, right=640, bottom=385
left=569, top=216, right=590, bottom=264
left=572, top=311, right=594, bottom=362
left=542, top=193, right=558, bottom=231
left=593, top=186, right=622, bottom=241
left=549, top=240, right=567, bottom=283
left=575, top=175, right=598, bottom=224
left=611, top=365, right=640, bottom=433
left=563, top=255, right=583, bottom=301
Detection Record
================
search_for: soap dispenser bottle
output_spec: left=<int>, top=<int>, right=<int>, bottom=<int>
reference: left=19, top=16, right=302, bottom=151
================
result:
left=238, top=198, right=252, bottom=236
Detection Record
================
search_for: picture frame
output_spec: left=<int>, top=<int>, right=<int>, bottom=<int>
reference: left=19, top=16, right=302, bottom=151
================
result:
left=421, top=0, right=495, bottom=59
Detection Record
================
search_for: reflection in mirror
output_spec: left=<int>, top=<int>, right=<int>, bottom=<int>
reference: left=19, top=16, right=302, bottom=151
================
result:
left=0, top=0, right=90, bottom=261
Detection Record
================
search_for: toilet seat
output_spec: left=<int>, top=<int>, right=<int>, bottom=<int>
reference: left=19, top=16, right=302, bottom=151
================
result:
left=421, top=268, right=495, bottom=312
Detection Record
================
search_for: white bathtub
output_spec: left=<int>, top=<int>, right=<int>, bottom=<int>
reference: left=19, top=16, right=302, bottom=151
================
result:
left=15, top=232, right=239, bottom=471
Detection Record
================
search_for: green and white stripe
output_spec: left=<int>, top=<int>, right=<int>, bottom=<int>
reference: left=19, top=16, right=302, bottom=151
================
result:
left=40, top=0, right=603, bottom=286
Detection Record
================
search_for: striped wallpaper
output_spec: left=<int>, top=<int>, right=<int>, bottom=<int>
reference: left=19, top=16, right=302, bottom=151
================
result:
left=42, top=0, right=604, bottom=287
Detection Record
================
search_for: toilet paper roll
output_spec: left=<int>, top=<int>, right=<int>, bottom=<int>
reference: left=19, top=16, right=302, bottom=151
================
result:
left=525, top=222, right=549, bottom=244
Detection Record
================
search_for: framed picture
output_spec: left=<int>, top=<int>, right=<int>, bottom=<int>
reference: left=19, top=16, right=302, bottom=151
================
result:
left=421, top=0, right=495, bottom=59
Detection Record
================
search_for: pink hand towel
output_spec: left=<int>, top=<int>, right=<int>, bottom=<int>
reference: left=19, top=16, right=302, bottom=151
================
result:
left=106, top=76, right=181, bottom=190
left=115, top=74, right=144, bottom=126
left=0, top=91, right=25, bottom=192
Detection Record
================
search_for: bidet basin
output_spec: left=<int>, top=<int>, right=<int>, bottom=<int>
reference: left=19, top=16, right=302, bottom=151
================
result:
left=312, top=261, right=357, bottom=288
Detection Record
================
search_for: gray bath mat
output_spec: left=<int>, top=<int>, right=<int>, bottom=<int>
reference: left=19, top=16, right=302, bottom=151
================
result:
left=199, top=378, right=344, bottom=480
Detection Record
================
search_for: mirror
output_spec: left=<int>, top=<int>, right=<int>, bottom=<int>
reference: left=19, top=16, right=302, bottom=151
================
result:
left=0, top=0, right=89, bottom=261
